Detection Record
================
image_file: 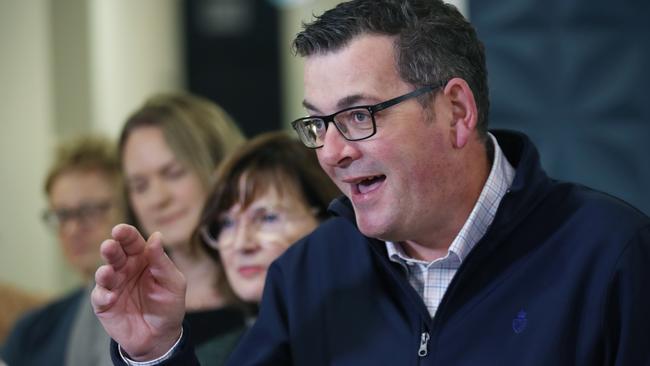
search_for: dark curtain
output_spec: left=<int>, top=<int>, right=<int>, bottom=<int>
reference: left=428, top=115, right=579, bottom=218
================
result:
left=183, top=0, right=281, bottom=137
left=470, top=0, right=650, bottom=215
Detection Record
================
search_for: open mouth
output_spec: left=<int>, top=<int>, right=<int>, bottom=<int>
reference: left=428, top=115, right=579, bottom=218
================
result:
left=356, top=175, right=386, bottom=194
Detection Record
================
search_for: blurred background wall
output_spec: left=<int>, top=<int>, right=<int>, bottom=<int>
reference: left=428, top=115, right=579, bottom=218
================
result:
left=1, top=0, right=185, bottom=296
left=1, top=0, right=646, bottom=298
left=470, top=0, right=650, bottom=218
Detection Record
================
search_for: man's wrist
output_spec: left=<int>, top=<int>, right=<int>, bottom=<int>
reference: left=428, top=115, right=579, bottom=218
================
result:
left=119, top=327, right=184, bottom=366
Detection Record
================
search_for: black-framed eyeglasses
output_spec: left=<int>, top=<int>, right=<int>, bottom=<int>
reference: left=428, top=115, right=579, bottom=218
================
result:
left=42, top=201, right=113, bottom=230
left=291, top=81, right=447, bottom=148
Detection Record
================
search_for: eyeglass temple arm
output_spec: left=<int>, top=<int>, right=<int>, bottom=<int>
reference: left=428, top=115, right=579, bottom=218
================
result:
left=371, top=83, right=446, bottom=113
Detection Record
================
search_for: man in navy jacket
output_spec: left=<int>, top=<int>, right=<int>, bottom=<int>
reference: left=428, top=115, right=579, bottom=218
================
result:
left=93, top=0, right=650, bottom=365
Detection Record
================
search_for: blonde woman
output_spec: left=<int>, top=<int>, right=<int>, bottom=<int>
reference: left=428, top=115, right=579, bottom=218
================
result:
left=116, top=93, right=246, bottom=363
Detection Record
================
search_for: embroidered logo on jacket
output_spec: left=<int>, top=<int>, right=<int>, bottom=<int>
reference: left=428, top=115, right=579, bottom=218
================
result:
left=512, top=309, right=528, bottom=334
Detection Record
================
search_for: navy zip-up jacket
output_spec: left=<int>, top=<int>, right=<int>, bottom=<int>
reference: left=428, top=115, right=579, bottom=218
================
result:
left=112, top=130, right=650, bottom=365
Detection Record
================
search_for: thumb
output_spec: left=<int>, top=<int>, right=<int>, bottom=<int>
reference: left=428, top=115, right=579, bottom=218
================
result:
left=146, top=232, right=186, bottom=294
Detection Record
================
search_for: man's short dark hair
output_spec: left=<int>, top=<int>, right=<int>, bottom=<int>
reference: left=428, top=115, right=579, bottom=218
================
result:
left=293, top=0, right=490, bottom=138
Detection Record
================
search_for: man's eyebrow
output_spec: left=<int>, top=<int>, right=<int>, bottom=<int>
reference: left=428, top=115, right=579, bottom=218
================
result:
left=302, top=94, right=370, bottom=116
left=302, top=100, right=320, bottom=114
left=336, top=94, right=366, bottom=110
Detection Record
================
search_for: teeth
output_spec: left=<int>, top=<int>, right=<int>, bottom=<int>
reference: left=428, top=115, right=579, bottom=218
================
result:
left=356, top=175, right=383, bottom=195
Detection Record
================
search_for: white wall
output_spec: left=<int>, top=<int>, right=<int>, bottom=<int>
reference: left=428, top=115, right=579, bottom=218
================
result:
left=89, top=0, right=183, bottom=137
left=0, top=0, right=182, bottom=295
left=0, top=1, right=59, bottom=294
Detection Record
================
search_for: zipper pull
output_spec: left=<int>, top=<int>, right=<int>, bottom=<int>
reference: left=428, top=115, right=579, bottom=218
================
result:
left=418, top=332, right=430, bottom=357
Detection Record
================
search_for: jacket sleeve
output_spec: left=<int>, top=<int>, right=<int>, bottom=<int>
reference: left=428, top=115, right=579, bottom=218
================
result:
left=1, top=310, right=39, bottom=363
left=603, top=224, right=650, bottom=365
left=109, top=322, right=200, bottom=366
left=226, top=262, right=292, bottom=365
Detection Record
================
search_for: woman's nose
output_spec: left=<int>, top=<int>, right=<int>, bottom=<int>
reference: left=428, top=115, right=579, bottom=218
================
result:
left=230, top=221, right=260, bottom=252
left=147, top=178, right=173, bottom=208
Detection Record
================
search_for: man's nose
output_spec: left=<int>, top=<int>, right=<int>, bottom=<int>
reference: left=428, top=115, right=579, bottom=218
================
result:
left=317, top=123, right=360, bottom=169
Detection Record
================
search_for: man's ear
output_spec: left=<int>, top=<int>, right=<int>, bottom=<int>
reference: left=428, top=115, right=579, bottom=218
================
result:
left=444, top=77, right=478, bottom=149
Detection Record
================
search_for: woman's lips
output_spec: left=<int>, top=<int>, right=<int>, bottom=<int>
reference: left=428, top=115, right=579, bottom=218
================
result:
left=155, top=210, right=186, bottom=225
left=237, top=265, right=264, bottom=278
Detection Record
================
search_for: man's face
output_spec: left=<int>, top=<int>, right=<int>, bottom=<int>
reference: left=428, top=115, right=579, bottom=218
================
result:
left=304, top=34, right=466, bottom=246
left=48, top=170, right=122, bottom=279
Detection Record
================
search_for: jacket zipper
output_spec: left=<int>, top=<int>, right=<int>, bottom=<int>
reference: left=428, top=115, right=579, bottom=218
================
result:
left=363, top=238, right=435, bottom=360
left=418, top=331, right=430, bottom=357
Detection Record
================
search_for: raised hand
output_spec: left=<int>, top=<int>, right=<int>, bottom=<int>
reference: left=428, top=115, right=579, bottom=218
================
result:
left=91, top=224, right=186, bottom=361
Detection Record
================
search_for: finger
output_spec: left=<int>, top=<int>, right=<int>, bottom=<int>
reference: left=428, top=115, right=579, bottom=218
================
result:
left=91, top=283, right=117, bottom=314
left=112, top=223, right=147, bottom=256
left=99, top=239, right=127, bottom=269
left=95, top=263, right=121, bottom=290
left=146, top=232, right=186, bottom=294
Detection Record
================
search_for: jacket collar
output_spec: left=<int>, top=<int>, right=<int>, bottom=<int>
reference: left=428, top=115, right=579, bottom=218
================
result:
left=487, top=130, right=554, bottom=238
